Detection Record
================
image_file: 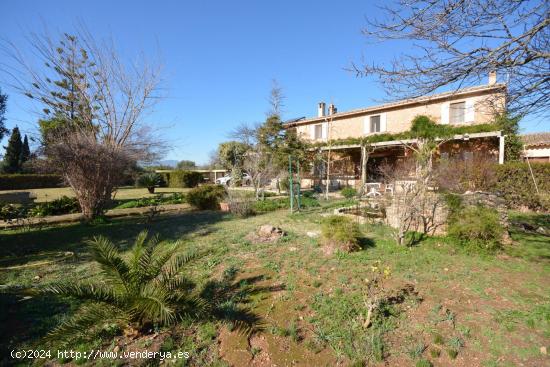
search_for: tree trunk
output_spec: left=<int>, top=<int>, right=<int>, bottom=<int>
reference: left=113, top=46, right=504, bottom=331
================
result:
left=325, top=150, right=331, bottom=201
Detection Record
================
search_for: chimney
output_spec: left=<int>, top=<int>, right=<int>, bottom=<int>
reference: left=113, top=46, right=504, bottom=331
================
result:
left=328, top=103, right=337, bottom=115
left=318, top=102, right=326, bottom=117
left=488, top=71, right=497, bottom=85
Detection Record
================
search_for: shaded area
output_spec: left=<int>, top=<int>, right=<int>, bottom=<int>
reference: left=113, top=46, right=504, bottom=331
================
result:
left=0, top=291, right=78, bottom=366
left=0, top=210, right=228, bottom=266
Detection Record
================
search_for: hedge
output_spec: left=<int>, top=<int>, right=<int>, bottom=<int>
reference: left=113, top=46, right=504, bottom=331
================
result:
left=493, top=162, right=550, bottom=211
left=168, top=170, right=204, bottom=188
left=0, top=174, right=64, bottom=190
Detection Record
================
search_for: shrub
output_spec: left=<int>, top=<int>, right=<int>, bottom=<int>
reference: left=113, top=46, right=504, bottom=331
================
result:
left=447, top=205, right=503, bottom=251
left=136, top=173, right=160, bottom=193
left=341, top=187, right=357, bottom=199
left=253, top=196, right=320, bottom=212
left=254, top=198, right=287, bottom=212
left=114, top=193, right=186, bottom=209
left=28, top=196, right=81, bottom=217
left=435, top=156, right=497, bottom=193
left=0, top=204, right=26, bottom=221
left=0, top=174, right=63, bottom=190
left=43, top=231, right=204, bottom=343
left=321, top=215, right=362, bottom=251
left=187, top=185, right=226, bottom=210
left=225, top=191, right=256, bottom=217
left=493, top=162, right=550, bottom=211
left=168, top=170, right=204, bottom=188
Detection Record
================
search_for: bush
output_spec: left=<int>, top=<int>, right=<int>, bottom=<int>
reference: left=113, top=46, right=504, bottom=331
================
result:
left=448, top=205, right=503, bottom=251
left=253, top=196, right=320, bottom=212
left=136, top=173, right=160, bottom=193
left=341, top=187, right=357, bottom=199
left=114, top=193, right=186, bottom=209
left=187, top=185, right=226, bottom=210
left=493, top=162, right=550, bottom=211
left=225, top=191, right=256, bottom=217
left=0, top=174, right=63, bottom=190
left=321, top=215, right=362, bottom=251
left=0, top=204, right=26, bottom=221
left=28, top=196, right=81, bottom=217
left=168, top=170, right=204, bottom=188
left=43, top=231, right=217, bottom=343
left=435, top=156, right=497, bottom=193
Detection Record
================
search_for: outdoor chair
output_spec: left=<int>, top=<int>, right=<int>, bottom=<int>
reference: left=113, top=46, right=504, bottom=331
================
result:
left=385, top=183, right=394, bottom=196
left=364, top=182, right=382, bottom=197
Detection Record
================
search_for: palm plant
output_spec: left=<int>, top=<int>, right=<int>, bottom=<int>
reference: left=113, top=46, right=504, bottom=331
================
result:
left=44, top=231, right=205, bottom=343
left=136, top=173, right=160, bottom=193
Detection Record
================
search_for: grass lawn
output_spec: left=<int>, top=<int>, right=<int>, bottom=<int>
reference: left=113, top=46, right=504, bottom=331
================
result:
left=0, top=201, right=548, bottom=366
left=0, top=186, right=191, bottom=203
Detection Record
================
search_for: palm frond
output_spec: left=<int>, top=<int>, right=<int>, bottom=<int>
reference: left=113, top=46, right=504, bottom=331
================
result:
left=164, top=248, right=201, bottom=276
left=88, top=236, right=130, bottom=286
left=44, top=282, right=122, bottom=305
left=44, top=302, right=126, bottom=346
left=144, top=244, right=177, bottom=282
left=131, top=284, right=176, bottom=325
left=156, top=271, right=196, bottom=292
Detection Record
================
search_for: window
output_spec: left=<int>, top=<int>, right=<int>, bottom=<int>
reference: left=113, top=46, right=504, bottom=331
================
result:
left=450, top=102, right=466, bottom=124
left=314, top=124, right=323, bottom=140
left=370, top=115, right=381, bottom=133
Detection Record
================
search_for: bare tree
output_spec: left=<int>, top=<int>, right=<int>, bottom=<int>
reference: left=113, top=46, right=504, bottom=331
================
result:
left=1, top=30, right=163, bottom=219
left=266, top=79, right=285, bottom=117
left=355, top=0, right=549, bottom=118
left=242, top=149, right=278, bottom=200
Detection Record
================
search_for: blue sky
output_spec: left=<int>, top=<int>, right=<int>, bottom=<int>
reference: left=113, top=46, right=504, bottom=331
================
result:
left=1, top=0, right=546, bottom=164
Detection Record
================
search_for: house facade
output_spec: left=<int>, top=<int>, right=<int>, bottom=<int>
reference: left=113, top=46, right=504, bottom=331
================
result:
left=284, top=77, right=507, bottom=189
left=521, top=133, right=550, bottom=163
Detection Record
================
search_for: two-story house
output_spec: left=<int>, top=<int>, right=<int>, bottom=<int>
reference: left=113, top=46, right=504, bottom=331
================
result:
left=284, top=74, right=507, bottom=189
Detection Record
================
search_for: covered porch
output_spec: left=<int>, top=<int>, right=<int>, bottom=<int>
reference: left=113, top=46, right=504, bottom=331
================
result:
left=302, top=131, right=504, bottom=191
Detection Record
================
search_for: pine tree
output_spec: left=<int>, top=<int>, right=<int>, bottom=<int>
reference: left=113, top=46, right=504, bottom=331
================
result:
left=20, top=135, right=31, bottom=165
left=2, top=126, right=23, bottom=173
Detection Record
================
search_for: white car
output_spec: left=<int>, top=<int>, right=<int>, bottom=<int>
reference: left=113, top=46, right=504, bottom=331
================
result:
left=215, top=173, right=252, bottom=186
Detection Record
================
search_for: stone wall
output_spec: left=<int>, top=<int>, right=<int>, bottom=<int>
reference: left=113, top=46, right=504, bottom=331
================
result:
left=382, top=191, right=510, bottom=238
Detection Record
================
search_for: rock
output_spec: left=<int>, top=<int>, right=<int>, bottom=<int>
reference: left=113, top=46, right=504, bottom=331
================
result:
left=306, top=231, right=319, bottom=238
left=258, top=225, right=284, bottom=238
left=536, top=227, right=547, bottom=235
left=288, top=246, right=297, bottom=252
left=541, top=346, right=547, bottom=355
left=246, top=225, right=285, bottom=243
left=33, top=275, right=41, bottom=281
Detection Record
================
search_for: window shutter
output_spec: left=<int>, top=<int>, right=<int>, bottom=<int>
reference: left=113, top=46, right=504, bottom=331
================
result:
left=380, top=113, right=387, bottom=132
left=441, top=102, right=450, bottom=124
left=364, top=117, right=370, bottom=134
left=465, top=99, right=475, bottom=122
left=309, top=124, right=315, bottom=139
left=322, top=122, right=328, bottom=140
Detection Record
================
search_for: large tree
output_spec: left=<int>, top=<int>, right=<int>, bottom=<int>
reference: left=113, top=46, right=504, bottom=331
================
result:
left=2, top=126, right=22, bottom=173
left=176, top=160, right=197, bottom=170
left=0, top=88, right=7, bottom=141
left=20, top=134, right=31, bottom=165
left=2, top=31, right=162, bottom=219
left=355, top=0, right=549, bottom=118
left=217, top=141, right=248, bottom=187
